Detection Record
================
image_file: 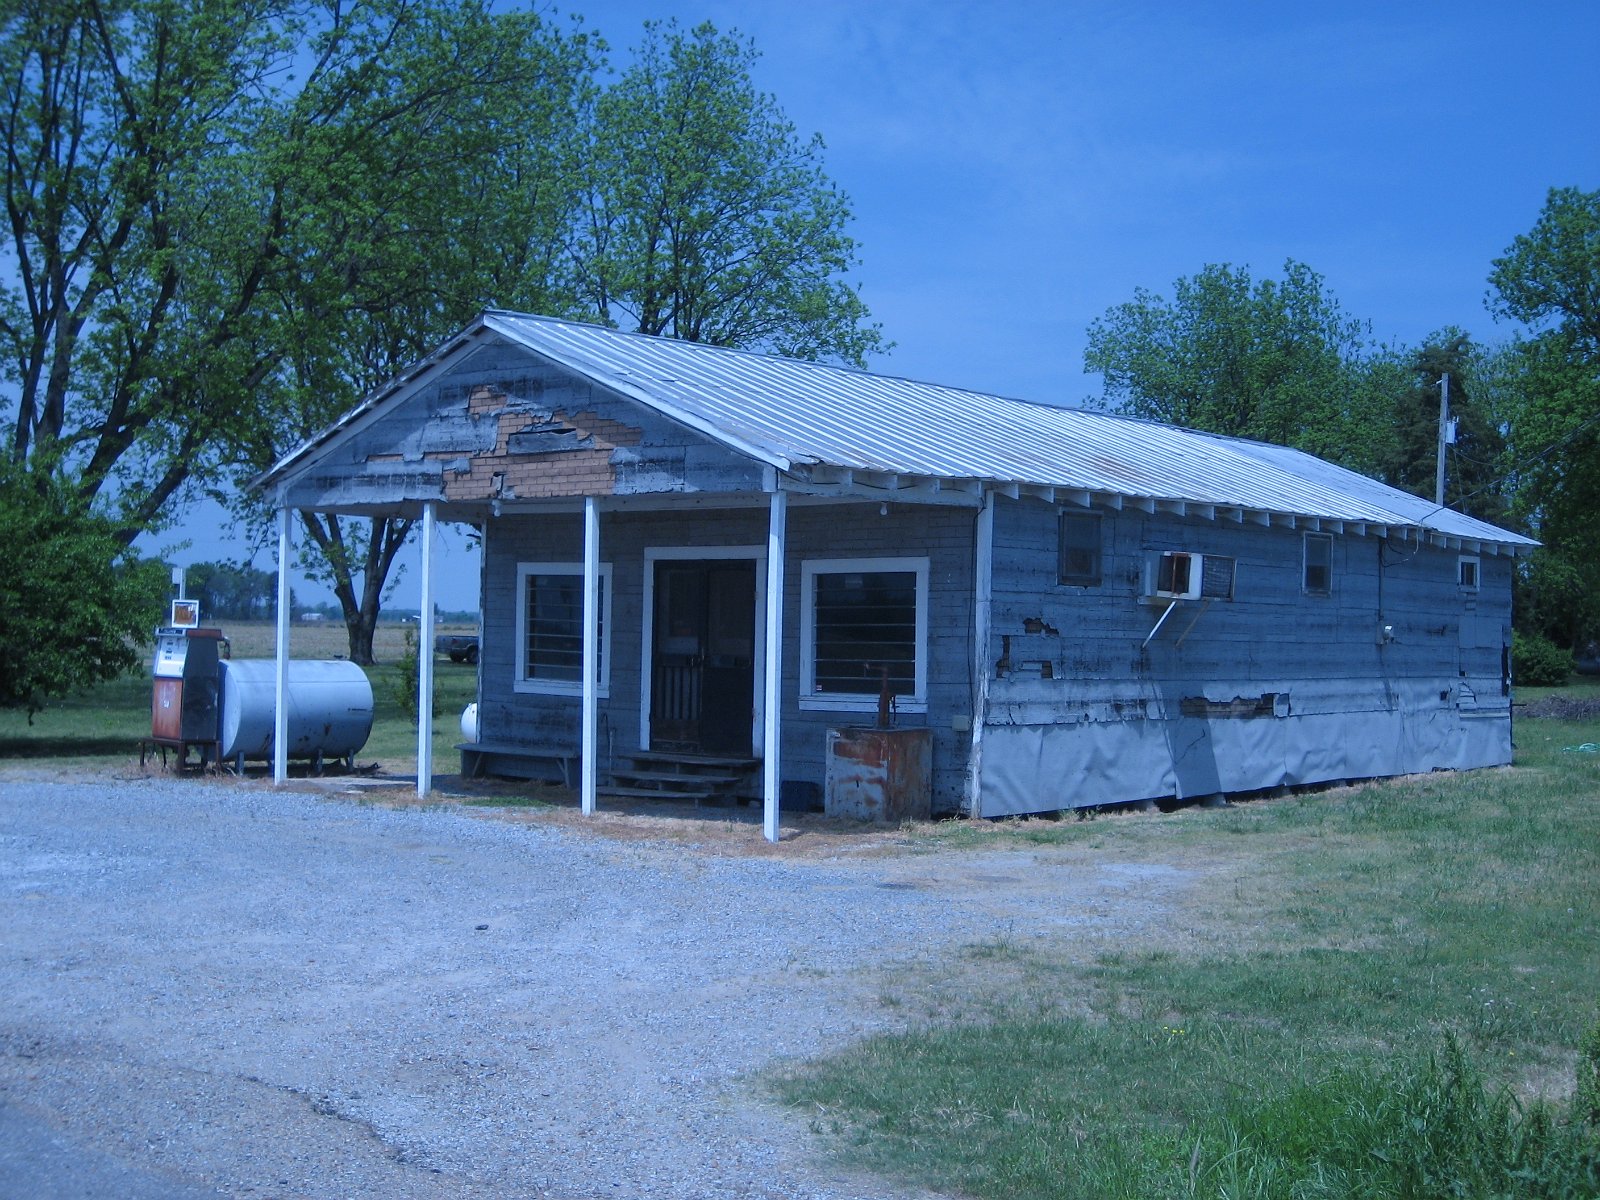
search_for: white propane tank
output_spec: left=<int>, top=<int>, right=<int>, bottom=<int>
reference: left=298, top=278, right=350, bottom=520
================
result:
left=219, top=659, right=374, bottom=762
left=460, top=702, right=479, bottom=742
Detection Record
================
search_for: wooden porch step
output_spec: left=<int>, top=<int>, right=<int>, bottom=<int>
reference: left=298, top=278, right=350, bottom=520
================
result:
left=622, top=751, right=759, bottom=773
left=600, top=749, right=756, bottom=807
left=610, top=769, right=741, bottom=789
left=596, top=785, right=718, bottom=805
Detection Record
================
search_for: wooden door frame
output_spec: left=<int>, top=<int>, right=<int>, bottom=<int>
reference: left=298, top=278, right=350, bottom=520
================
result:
left=640, top=545, right=767, bottom=756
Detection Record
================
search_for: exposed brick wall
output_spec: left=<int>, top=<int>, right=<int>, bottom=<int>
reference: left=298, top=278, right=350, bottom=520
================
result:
left=424, top=383, right=644, bottom=502
left=282, top=339, right=760, bottom=511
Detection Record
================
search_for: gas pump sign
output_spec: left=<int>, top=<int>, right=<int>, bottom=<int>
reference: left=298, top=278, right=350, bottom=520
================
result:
left=152, top=629, right=188, bottom=678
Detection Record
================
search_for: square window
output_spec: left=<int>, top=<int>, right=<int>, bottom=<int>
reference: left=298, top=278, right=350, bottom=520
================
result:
left=1304, top=533, right=1332, bottom=596
left=515, top=563, right=611, bottom=695
left=1458, top=556, right=1480, bottom=590
left=1058, top=513, right=1103, bottom=586
left=800, top=557, right=928, bottom=712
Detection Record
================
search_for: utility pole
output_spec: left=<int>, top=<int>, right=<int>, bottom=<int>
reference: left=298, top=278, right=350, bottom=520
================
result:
left=1435, top=373, right=1452, bottom=506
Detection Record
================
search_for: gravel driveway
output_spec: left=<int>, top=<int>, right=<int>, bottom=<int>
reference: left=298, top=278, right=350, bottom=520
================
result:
left=0, top=771, right=1202, bottom=1199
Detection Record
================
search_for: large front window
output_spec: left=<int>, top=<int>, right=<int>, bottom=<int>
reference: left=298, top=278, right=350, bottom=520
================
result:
left=800, top=557, right=928, bottom=712
left=515, top=563, right=611, bottom=695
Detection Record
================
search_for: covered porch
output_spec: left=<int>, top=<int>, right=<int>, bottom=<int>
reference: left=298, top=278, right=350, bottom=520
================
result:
left=267, top=481, right=987, bottom=842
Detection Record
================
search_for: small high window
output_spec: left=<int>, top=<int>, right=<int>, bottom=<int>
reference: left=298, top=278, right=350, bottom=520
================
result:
left=1058, top=513, right=1103, bottom=586
left=1303, top=533, right=1333, bottom=596
left=1458, top=556, right=1480, bottom=590
left=515, top=562, right=611, bottom=695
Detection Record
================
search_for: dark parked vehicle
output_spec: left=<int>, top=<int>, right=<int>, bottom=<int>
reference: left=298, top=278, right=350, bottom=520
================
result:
left=434, top=633, right=479, bottom=664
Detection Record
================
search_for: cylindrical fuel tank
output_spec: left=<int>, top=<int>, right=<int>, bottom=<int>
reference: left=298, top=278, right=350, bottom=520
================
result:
left=460, top=702, right=479, bottom=743
left=219, top=659, right=373, bottom=762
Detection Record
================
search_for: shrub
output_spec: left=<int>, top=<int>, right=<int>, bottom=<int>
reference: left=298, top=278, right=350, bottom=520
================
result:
left=0, top=462, right=168, bottom=717
left=391, top=625, right=420, bottom=725
left=1513, top=630, right=1574, bottom=686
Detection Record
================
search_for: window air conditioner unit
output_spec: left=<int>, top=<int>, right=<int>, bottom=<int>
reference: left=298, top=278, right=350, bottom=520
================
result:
left=1145, top=551, right=1236, bottom=602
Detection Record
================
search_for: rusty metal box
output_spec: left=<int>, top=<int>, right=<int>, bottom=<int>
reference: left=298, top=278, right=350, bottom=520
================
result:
left=824, top=727, right=932, bottom=822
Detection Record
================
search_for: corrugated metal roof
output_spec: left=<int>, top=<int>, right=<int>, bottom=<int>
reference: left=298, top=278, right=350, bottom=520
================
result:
left=481, top=312, right=1534, bottom=551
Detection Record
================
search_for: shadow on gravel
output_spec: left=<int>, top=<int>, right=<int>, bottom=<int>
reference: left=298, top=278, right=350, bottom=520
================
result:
left=0, top=735, right=140, bottom=760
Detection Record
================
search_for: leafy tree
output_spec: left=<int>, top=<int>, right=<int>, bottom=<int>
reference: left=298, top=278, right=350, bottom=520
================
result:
left=1488, top=186, right=1600, bottom=357
left=1495, top=328, right=1600, bottom=648
left=223, top=3, right=599, bottom=664
left=572, top=20, right=885, bottom=366
left=0, top=460, right=167, bottom=716
left=241, top=16, right=884, bottom=662
left=1488, top=187, right=1600, bottom=649
left=0, top=0, right=598, bottom=664
left=1383, top=332, right=1507, bottom=522
left=5, top=0, right=316, bottom=524
left=3, top=7, right=886, bottom=667
left=1083, top=260, right=1397, bottom=473
left=184, top=560, right=281, bottom=622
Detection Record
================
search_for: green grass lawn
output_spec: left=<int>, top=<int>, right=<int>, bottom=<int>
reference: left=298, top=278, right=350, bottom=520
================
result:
left=0, top=621, right=478, bottom=772
left=774, top=709, right=1600, bottom=1199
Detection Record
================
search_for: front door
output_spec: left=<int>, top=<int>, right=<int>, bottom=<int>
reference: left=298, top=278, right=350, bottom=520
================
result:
left=651, top=560, right=757, bottom=754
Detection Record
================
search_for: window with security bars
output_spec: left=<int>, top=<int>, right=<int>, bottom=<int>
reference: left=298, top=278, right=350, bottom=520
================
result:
left=516, top=564, right=609, bottom=693
left=801, top=558, right=928, bottom=710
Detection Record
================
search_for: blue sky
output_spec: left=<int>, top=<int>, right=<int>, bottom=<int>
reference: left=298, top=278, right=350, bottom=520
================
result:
left=160, top=0, right=1599, bottom=614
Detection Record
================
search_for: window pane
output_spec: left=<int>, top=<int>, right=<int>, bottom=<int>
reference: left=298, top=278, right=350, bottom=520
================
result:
left=813, top=570, right=917, bottom=695
left=1304, top=535, right=1332, bottom=595
left=525, top=573, right=604, bottom=682
left=1058, top=514, right=1102, bottom=586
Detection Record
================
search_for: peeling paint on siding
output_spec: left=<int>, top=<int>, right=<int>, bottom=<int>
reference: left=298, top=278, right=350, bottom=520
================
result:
left=276, top=339, right=762, bottom=512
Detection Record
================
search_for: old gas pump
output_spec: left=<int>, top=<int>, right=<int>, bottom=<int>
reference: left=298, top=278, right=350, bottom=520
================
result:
left=145, top=582, right=224, bottom=768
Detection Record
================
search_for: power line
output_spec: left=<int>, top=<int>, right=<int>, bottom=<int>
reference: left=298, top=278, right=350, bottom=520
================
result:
left=1427, top=402, right=1600, bottom=525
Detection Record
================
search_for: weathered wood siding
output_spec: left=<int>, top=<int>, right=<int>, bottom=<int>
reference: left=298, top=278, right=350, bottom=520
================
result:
left=476, top=503, right=978, bottom=812
left=276, top=336, right=764, bottom=512
left=978, top=497, right=1513, bottom=814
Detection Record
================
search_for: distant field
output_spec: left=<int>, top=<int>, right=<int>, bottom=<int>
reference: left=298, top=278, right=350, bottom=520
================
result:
left=223, top=619, right=478, bottom=663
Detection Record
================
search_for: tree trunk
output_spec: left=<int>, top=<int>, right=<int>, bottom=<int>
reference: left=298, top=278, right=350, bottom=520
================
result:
left=344, top=603, right=379, bottom=667
left=297, top=511, right=414, bottom=667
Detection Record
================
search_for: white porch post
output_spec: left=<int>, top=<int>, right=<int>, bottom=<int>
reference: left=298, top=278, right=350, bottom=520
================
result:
left=273, top=505, right=292, bottom=784
left=581, top=496, right=600, bottom=816
left=417, top=501, right=437, bottom=797
left=762, top=490, right=787, bottom=843
left=967, top=491, right=995, bottom=817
